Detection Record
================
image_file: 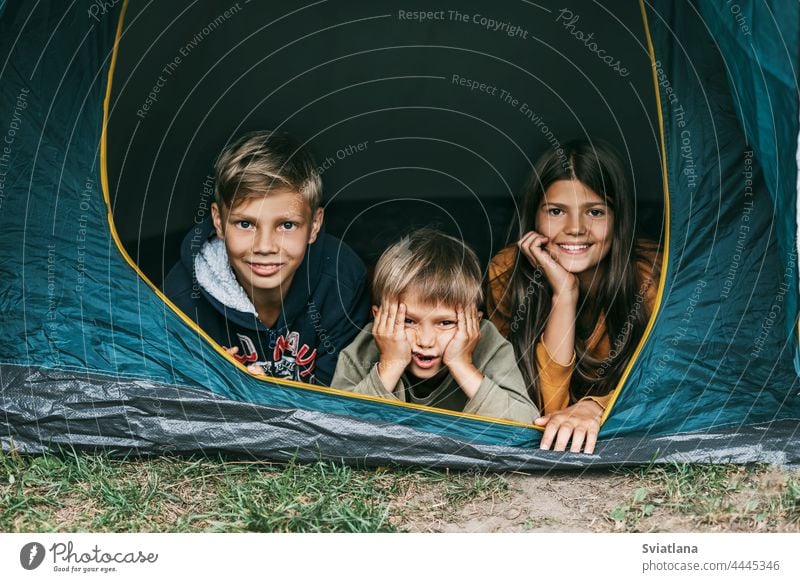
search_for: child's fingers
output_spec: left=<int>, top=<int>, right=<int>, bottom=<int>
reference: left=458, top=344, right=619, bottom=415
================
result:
left=467, top=305, right=478, bottom=337
left=539, top=420, right=559, bottom=450
left=394, top=303, right=407, bottom=337
left=520, top=230, right=547, bottom=251
left=519, top=233, right=550, bottom=268
left=528, top=238, right=557, bottom=266
left=247, top=364, right=265, bottom=375
left=552, top=423, right=574, bottom=452
left=385, top=301, right=398, bottom=334
left=457, top=308, right=467, bottom=338
left=534, top=414, right=550, bottom=427
left=569, top=426, right=587, bottom=453
left=583, top=428, right=598, bottom=455
left=518, top=230, right=544, bottom=249
left=373, top=305, right=385, bottom=335
left=224, top=346, right=239, bottom=356
left=517, top=233, right=537, bottom=263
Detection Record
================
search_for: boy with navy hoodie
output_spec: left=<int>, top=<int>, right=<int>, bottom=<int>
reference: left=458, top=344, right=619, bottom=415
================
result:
left=164, top=130, right=368, bottom=385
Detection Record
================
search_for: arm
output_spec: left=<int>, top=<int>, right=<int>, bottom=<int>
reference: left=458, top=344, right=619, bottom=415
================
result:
left=330, top=302, right=412, bottom=400
left=372, top=302, right=412, bottom=392
left=518, top=232, right=600, bottom=453
left=443, top=306, right=484, bottom=399
left=461, top=324, right=538, bottom=424
left=330, top=346, right=404, bottom=401
left=518, top=231, right=578, bottom=365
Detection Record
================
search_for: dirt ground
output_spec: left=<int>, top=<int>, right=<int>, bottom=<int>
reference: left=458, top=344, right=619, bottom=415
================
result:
left=398, top=472, right=631, bottom=532
left=394, top=468, right=800, bottom=533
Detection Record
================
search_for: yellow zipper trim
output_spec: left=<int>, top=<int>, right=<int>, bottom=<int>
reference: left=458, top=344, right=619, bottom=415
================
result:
left=99, top=1, right=535, bottom=431
left=599, top=0, right=672, bottom=424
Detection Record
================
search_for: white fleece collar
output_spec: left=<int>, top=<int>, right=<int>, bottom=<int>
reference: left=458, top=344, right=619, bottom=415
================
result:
left=194, top=238, right=258, bottom=316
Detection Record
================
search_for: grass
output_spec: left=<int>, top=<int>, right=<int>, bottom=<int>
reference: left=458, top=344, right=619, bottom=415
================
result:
left=610, top=463, right=800, bottom=532
left=3, top=450, right=798, bottom=532
left=0, top=449, right=509, bottom=532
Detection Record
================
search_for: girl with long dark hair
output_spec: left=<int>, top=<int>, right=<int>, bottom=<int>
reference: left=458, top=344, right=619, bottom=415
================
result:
left=486, top=139, right=661, bottom=453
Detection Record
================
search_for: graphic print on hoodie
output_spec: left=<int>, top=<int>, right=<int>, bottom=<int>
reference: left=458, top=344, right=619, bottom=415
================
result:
left=164, top=217, right=369, bottom=386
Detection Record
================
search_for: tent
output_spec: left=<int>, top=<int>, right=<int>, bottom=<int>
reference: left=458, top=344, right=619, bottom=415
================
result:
left=1, top=0, right=798, bottom=470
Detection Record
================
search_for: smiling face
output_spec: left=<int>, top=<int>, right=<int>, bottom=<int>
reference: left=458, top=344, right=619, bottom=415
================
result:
left=399, top=293, right=459, bottom=380
left=535, top=179, right=614, bottom=283
left=211, top=190, right=323, bottom=308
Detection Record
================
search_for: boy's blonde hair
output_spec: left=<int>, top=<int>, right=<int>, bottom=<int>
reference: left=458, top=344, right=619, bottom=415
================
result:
left=372, top=229, right=483, bottom=308
left=214, top=130, right=322, bottom=212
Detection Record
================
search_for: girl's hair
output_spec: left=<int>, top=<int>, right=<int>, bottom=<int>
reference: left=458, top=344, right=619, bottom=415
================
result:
left=507, top=138, right=649, bottom=407
left=372, top=228, right=483, bottom=309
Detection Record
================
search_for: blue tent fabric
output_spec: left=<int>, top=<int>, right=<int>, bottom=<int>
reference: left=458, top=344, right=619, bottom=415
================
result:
left=4, top=364, right=799, bottom=468
left=603, top=0, right=799, bottom=438
left=697, top=0, right=800, bottom=363
left=1, top=0, right=799, bottom=469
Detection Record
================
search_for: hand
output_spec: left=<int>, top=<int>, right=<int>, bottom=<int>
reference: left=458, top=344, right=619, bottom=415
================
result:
left=224, top=346, right=266, bottom=376
left=443, top=306, right=484, bottom=399
left=518, top=231, right=578, bottom=298
left=535, top=399, right=603, bottom=454
left=442, top=305, right=482, bottom=369
left=372, top=302, right=412, bottom=391
left=247, top=364, right=266, bottom=376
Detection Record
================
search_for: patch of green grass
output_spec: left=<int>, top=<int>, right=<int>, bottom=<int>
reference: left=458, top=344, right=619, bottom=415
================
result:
left=610, top=463, right=800, bottom=532
left=6, top=449, right=797, bottom=533
left=442, top=470, right=509, bottom=504
left=0, top=450, right=504, bottom=533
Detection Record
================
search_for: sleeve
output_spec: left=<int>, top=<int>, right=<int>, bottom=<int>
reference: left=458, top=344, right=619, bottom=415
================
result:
left=313, top=270, right=371, bottom=386
left=485, top=251, right=514, bottom=338
left=330, top=346, right=403, bottom=402
left=535, top=340, right=615, bottom=413
left=535, top=340, right=574, bottom=414
left=583, top=392, right=614, bottom=411
left=462, top=337, right=538, bottom=424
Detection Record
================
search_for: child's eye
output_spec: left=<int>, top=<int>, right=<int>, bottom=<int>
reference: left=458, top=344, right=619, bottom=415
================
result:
left=403, top=318, right=415, bottom=326
left=547, top=207, right=564, bottom=216
left=236, top=220, right=253, bottom=229
left=280, top=221, right=297, bottom=231
left=588, top=208, right=606, bottom=217
left=439, top=320, right=456, bottom=328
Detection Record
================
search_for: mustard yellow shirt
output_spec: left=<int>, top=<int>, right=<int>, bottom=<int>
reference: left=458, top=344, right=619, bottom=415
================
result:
left=486, top=240, right=661, bottom=414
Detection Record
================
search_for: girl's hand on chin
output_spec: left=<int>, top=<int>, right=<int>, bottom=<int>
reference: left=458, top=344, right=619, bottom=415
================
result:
left=518, top=231, right=578, bottom=298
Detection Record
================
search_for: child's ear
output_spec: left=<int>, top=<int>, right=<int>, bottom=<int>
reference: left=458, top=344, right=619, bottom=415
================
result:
left=307, top=207, right=324, bottom=244
left=371, top=305, right=379, bottom=318
left=211, top=202, right=225, bottom=239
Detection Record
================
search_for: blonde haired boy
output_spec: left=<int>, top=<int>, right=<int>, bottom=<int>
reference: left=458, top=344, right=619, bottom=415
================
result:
left=332, top=229, right=537, bottom=423
left=165, top=130, right=368, bottom=385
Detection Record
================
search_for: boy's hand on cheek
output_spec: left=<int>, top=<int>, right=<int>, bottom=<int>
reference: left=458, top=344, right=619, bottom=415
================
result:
left=443, top=306, right=482, bottom=368
left=443, top=307, right=484, bottom=399
left=373, top=302, right=412, bottom=392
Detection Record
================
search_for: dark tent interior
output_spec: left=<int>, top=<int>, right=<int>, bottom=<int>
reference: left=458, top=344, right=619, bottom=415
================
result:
left=107, top=1, right=665, bottom=286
